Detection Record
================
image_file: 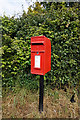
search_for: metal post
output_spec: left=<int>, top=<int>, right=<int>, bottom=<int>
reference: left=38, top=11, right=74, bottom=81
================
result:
left=39, top=75, right=44, bottom=112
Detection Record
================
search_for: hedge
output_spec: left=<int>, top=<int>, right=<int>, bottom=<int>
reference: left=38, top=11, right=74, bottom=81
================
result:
left=1, top=2, right=80, bottom=91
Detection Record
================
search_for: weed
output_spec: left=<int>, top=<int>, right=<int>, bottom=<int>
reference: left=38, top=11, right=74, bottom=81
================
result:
left=54, top=90, right=59, bottom=101
left=65, top=105, right=68, bottom=114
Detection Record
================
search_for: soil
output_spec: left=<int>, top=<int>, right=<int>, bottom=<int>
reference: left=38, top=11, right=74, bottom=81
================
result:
left=2, top=89, right=80, bottom=119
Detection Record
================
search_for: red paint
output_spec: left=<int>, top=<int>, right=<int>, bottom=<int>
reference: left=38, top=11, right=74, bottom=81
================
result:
left=31, top=36, right=51, bottom=75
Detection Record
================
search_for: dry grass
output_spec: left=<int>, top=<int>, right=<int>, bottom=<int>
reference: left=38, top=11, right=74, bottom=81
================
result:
left=2, top=88, right=80, bottom=119
left=0, top=97, right=2, bottom=120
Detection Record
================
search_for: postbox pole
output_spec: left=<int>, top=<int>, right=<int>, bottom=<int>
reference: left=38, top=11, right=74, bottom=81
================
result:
left=39, top=75, right=44, bottom=112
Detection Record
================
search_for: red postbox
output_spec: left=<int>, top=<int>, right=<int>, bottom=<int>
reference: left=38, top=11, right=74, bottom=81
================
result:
left=31, top=36, right=51, bottom=75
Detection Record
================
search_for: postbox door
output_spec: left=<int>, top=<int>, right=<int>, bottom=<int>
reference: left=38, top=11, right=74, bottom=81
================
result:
left=31, top=52, right=44, bottom=75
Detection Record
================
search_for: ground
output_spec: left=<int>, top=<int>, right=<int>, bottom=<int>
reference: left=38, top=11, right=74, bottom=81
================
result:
left=0, top=97, right=2, bottom=120
left=2, top=88, right=80, bottom=119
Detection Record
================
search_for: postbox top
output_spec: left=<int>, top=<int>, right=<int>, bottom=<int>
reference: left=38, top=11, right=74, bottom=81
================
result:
left=31, top=36, right=50, bottom=44
left=31, top=36, right=46, bottom=39
left=31, top=36, right=45, bottom=38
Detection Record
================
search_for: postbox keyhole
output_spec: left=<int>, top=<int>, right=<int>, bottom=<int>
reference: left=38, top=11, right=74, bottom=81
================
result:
left=37, top=52, right=39, bottom=54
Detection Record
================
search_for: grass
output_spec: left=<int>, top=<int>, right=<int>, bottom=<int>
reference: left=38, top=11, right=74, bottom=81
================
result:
left=2, top=86, right=80, bottom=118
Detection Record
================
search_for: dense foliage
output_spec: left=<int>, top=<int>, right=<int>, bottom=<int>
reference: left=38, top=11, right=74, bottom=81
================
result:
left=1, top=2, right=80, bottom=91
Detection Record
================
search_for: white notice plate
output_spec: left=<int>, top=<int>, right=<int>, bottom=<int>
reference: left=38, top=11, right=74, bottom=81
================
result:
left=35, top=55, right=40, bottom=68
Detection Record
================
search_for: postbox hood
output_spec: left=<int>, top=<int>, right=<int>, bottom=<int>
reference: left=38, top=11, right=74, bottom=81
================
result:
left=31, top=36, right=51, bottom=45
